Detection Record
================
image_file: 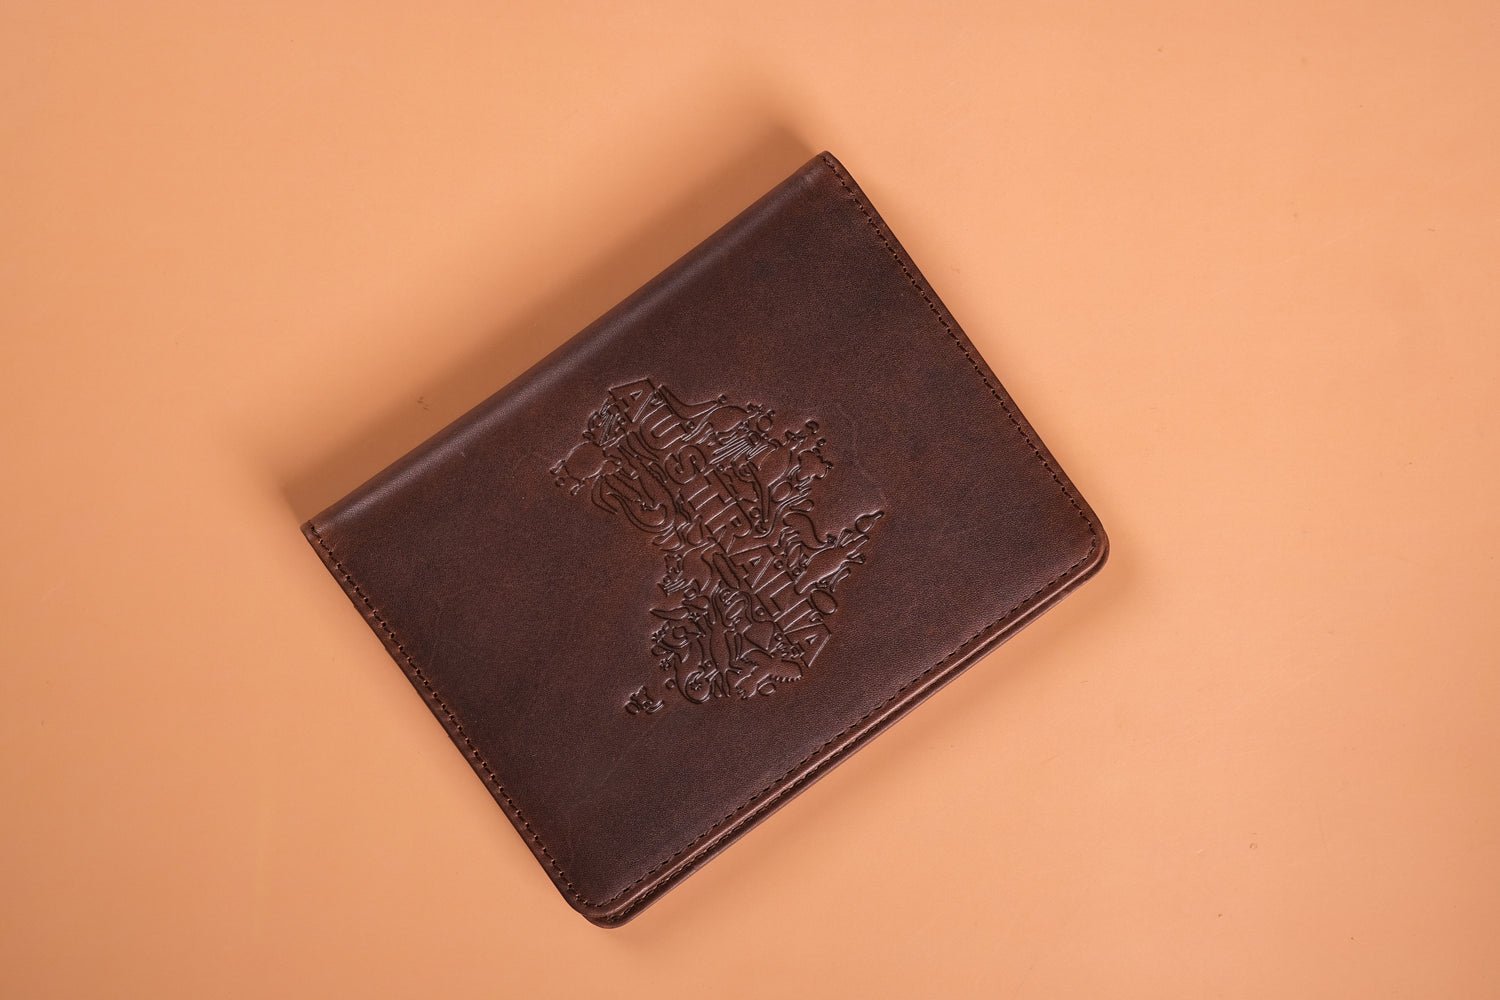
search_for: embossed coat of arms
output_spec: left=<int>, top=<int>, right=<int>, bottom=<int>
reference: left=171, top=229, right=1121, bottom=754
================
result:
left=551, top=379, right=883, bottom=712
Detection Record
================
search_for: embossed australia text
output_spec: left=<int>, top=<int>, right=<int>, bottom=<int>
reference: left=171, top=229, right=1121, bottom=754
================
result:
left=551, top=379, right=883, bottom=711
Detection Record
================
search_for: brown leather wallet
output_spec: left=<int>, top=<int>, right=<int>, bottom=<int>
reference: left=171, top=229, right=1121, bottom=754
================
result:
left=302, top=151, right=1108, bottom=925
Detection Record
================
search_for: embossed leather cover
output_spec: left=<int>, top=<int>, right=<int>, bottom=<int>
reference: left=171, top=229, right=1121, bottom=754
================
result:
left=301, top=152, right=1108, bottom=925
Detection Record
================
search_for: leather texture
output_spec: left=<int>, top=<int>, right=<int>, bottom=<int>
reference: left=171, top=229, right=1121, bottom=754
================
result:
left=302, top=152, right=1109, bottom=926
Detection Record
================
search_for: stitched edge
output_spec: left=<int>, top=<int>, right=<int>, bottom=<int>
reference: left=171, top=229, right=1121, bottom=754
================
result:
left=817, top=153, right=1100, bottom=538
left=312, top=154, right=1102, bottom=920
left=305, top=523, right=585, bottom=904
left=602, top=546, right=1097, bottom=920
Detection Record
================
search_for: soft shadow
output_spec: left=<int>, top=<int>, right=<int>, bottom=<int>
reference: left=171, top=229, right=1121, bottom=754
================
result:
left=280, top=126, right=815, bottom=521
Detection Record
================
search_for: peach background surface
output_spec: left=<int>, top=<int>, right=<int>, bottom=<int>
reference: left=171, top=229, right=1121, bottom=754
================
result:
left=3, top=2, right=1498, bottom=996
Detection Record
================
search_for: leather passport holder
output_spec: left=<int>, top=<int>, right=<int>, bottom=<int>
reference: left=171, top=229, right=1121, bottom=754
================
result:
left=302, top=152, right=1108, bottom=926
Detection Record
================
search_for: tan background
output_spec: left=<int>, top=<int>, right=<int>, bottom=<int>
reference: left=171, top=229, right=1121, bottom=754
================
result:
left=3, top=1, right=1498, bottom=996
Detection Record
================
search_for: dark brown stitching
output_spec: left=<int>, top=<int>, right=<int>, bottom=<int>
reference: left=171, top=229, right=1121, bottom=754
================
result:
left=313, top=154, right=1101, bottom=919
left=306, top=523, right=587, bottom=905
left=817, top=153, right=1099, bottom=537
left=598, top=545, right=1095, bottom=919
